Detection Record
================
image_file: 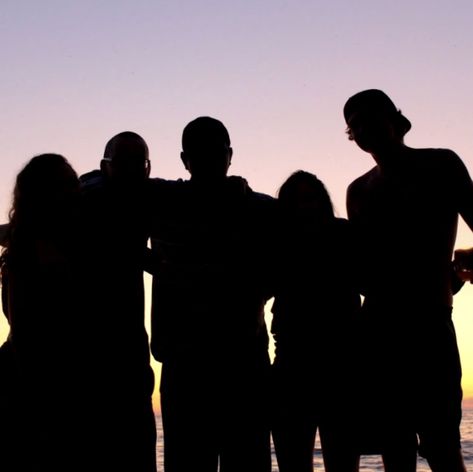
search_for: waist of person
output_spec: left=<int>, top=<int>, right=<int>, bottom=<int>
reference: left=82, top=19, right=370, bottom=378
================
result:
left=362, top=297, right=453, bottom=320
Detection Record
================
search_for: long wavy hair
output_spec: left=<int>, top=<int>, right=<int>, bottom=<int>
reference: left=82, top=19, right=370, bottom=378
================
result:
left=1, top=154, right=79, bottom=271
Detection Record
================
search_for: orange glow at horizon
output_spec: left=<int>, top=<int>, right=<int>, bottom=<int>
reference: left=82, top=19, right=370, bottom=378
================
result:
left=1, top=256, right=472, bottom=410
left=1, top=0, right=473, bottom=418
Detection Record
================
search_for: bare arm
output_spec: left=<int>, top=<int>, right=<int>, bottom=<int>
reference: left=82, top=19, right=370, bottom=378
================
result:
left=449, top=152, right=473, bottom=281
left=450, top=151, right=473, bottom=230
left=346, top=178, right=368, bottom=296
left=346, top=181, right=360, bottom=222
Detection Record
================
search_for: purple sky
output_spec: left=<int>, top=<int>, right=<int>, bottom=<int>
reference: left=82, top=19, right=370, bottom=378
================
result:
left=1, top=0, right=473, bottom=398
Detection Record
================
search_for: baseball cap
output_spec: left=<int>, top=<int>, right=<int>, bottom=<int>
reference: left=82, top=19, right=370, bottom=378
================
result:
left=344, top=89, right=412, bottom=135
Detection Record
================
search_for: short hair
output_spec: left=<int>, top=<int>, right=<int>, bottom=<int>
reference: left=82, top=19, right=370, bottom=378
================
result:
left=103, top=131, right=148, bottom=160
left=182, top=117, right=230, bottom=152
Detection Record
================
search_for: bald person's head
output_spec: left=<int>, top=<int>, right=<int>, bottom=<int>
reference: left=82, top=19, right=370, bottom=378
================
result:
left=101, top=131, right=150, bottom=185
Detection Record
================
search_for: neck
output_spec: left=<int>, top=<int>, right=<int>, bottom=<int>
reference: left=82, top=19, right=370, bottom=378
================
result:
left=371, top=143, right=408, bottom=173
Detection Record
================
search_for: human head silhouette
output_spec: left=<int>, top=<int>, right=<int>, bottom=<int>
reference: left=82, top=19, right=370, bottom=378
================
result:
left=181, top=116, right=232, bottom=183
left=343, top=89, right=411, bottom=154
left=7, top=153, right=79, bottom=240
left=278, top=170, right=334, bottom=223
left=101, top=131, right=150, bottom=186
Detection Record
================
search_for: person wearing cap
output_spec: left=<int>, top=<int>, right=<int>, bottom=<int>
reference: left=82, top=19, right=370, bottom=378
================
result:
left=148, top=116, right=274, bottom=472
left=344, top=89, right=473, bottom=472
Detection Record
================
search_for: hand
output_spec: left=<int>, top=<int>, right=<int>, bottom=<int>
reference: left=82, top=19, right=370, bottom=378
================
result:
left=453, top=248, right=473, bottom=283
left=226, top=176, right=251, bottom=196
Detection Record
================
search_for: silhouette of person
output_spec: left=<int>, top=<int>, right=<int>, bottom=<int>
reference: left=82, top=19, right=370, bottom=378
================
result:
left=0, top=154, right=83, bottom=472
left=344, top=89, right=473, bottom=472
left=148, top=117, right=274, bottom=472
left=0, top=225, right=21, bottom=472
left=0, top=294, right=18, bottom=472
left=0, top=319, right=20, bottom=472
left=270, top=170, right=360, bottom=472
left=79, top=131, right=157, bottom=472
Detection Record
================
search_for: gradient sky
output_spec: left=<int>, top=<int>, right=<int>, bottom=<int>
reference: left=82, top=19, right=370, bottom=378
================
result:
left=1, top=0, right=473, bottom=407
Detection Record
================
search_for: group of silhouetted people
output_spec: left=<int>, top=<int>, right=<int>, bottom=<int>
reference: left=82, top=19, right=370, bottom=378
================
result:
left=1, top=89, right=473, bottom=472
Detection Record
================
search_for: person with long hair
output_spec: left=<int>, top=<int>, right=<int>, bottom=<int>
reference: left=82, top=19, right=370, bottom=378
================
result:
left=271, top=170, right=360, bottom=472
left=0, top=154, right=83, bottom=472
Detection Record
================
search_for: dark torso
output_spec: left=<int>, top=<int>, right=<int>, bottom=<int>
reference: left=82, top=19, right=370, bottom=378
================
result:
left=149, top=178, right=276, bottom=363
left=80, top=172, right=152, bottom=392
left=348, top=148, right=462, bottom=307
left=271, top=217, right=360, bottom=365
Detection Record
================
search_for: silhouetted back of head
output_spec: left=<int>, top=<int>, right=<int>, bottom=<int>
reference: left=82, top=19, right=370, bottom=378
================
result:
left=278, top=170, right=334, bottom=222
left=102, top=131, right=150, bottom=186
left=181, top=117, right=232, bottom=183
left=6, top=154, right=79, bottom=252
left=344, top=89, right=411, bottom=148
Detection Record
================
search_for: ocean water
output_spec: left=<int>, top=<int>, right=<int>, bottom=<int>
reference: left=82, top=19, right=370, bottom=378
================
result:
left=154, top=407, right=473, bottom=471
